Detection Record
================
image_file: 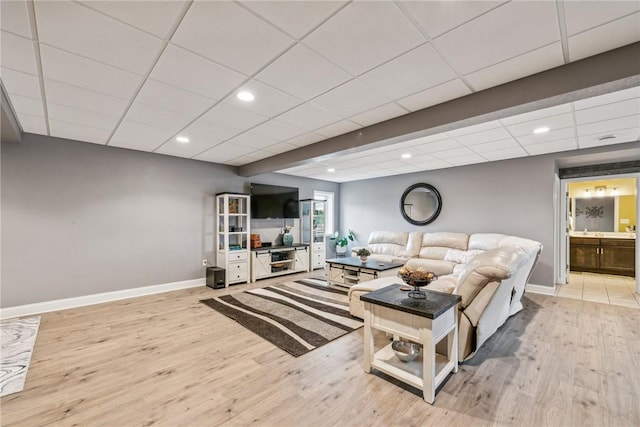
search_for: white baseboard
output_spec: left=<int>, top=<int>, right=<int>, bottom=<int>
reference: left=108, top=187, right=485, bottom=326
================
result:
left=1, top=278, right=205, bottom=320
left=525, top=283, right=556, bottom=296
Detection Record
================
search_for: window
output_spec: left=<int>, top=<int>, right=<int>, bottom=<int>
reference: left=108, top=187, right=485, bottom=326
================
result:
left=314, top=190, right=334, bottom=235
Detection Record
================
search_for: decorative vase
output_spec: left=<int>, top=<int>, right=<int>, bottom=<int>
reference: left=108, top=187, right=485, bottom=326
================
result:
left=360, top=256, right=368, bottom=263
left=336, top=245, right=347, bottom=255
left=282, top=231, right=293, bottom=246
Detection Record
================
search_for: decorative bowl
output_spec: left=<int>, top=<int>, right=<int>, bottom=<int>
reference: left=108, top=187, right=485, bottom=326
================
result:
left=391, top=340, right=421, bottom=362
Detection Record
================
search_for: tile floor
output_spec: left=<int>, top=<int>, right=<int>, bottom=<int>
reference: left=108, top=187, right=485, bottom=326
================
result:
left=556, top=271, right=640, bottom=308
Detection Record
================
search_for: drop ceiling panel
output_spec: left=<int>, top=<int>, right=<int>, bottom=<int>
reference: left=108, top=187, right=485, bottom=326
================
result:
left=430, top=146, right=474, bottom=159
left=40, top=45, right=142, bottom=99
left=249, top=119, right=306, bottom=141
left=577, top=115, right=640, bottom=136
left=469, top=138, right=519, bottom=153
left=415, top=138, right=461, bottom=153
left=9, top=94, right=43, bottom=116
left=1, top=31, right=38, bottom=74
left=563, top=1, right=640, bottom=36
left=524, top=138, right=578, bottom=155
left=194, top=142, right=257, bottom=163
left=358, top=43, right=458, bottom=99
left=447, top=120, right=501, bottom=137
left=446, top=154, right=487, bottom=166
left=434, top=1, right=560, bottom=75
left=1, top=67, right=41, bottom=99
left=578, top=127, right=640, bottom=149
left=573, top=86, right=640, bottom=110
left=349, top=103, right=408, bottom=127
left=311, top=79, right=390, bottom=118
left=480, top=146, right=527, bottom=161
left=284, top=132, right=325, bottom=147
left=500, top=104, right=572, bottom=125
left=516, top=127, right=575, bottom=145
left=47, top=102, right=120, bottom=131
left=567, top=13, right=640, bottom=61
left=263, top=141, right=298, bottom=154
left=398, top=1, right=506, bottom=38
left=254, top=44, right=352, bottom=101
left=109, top=120, right=176, bottom=151
left=199, top=102, right=268, bottom=131
left=505, top=113, right=574, bottom=137
left=149, top=45, right=245, bottom=101
left=276, top=102, right=343, bottom=132
left=135, top=79, right=214, bottom=117
left=1, top=0, right=31, bottom=38
left=49, top=119, right=111, bottom=144
left=34, top=1, right=164, bottom=75
left=226, top=132, right=277, bottom=150
left=43, top=79, right=129, bottom=117
left=464, top=43, right=564, bottom=92
left=125, top=103, right=194, bottom=133
left=223, top=80, right=303, bottom=118
left=241, top=1, right=347, bottom=40
left=397, top=78, right=471, bottom=112
left=574, top=98, right=640, bottom=124
left=182, top=118, right=243, bottom=144
left=315, top=120, right=361, bottom=138
left=154, top=137, right=218, bottom=159
left=16, top=112, right=47, bottom=134
left=78, top=0, right=187, bottom=39
left=303, top=1, right=425, bottom=76
left=453, top=127, right=512, bottom=146
left=172, top=1, right=293, bottom=75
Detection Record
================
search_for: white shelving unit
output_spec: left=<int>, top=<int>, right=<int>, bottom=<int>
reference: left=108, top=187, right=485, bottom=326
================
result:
left=300, top=199, right=326, bottom=269
left=216, top=193, right=250, bottom=287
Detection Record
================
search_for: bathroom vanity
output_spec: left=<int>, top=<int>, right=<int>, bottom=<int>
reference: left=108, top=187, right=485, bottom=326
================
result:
left=570, top=233, right=635, bottom=277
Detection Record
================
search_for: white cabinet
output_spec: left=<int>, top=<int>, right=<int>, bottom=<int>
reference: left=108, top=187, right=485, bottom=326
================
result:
left=216, top=193, right=250, bottom=287
left=250, top=246, right=310, bottom=282
left=300, top=199, right=326, bottom=270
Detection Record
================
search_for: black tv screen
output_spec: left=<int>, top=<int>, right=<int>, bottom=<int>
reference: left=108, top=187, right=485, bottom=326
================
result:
left=250, top=183, right=299, bottom=219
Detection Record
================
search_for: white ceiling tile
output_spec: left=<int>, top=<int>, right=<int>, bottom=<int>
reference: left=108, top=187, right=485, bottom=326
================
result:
left=44, top=79, right=129, bottom=117
left=49, top=119, right=111, bottom=144
left=415, top=138, right=461, bottom=154
left=434, top=1, right=559, bottom=74
left=125, top=103, right=194, bottom=133
left=465, top=43, right=564, bottom=92
left=359, top=43, right=458, bottom=99
left=481, top=146, right=527, bottom=161
left=241, top=1, right=347, bottom=39
left=447, top=120, right=502, bottom=137
left=150, top=45, right=246, bottom=101
left=47, top=102, right=120, bottom=131
left=1, top=0, right=31, bottom=38
left=224, top=80, right=303, bottom=118
left=505, top=113, right=574, bottom=137
left=470, top=138, right=519, bottom=153
left=563, top=1, right=640, bottom=36
left=135, top=79, right=214, bottom=117
left=568, top=13, right=640, bottom=61
left=249, top=120, right=305, bottom=141
left=577, top=115, right=640, bottom=137
left=524, top=138, right=578, bottom=156
left=398, top=1, right=506, bottom=38
left=194, top=142, right=257, bottom=163
left=1, top=31, right=37, bottom=74
left=285, top=132, right=325, bottom=147
left=397, top=79, right=471, bottom=112
left=109, top=120, right=176, bottom=151
left=1, top=67, right=41, bottom=98
left=315, top=120, right=361, bottom=138
left=303, top=1, right=424, bottom=76
left=78, top=0, right=187, bottom=39
left=430, top=146, right=474, bottom=159
left=40, top=45, right=142, bottom=99
left=276, top=103, right=343, bottom=132
left=5, top=93, right=43, bottom=116
left=255, top=44, right=352, bottom=100
left=199, top=102, right=268, bottom=131
left=578, top=127, right=640, bottom=149
left=154, top=137, right=220, bottom=159
left=172, top=1, right=293, bottom=75
left=500, top=104, right=572, bottom=125
left=516, top=127, right=576, bottom=145
left=573, top=87, right=640, bottom=110
left=452, top=126, right=511, bottom=146
left=16, top=112, right=47, bottom=134
left=349, top=103, right=408, bottom=127
left=263, top=141, right=298, bottom=154
left=228, top=132, right=277, bottom=150
left=182, top=119, right=243, bottom=144
left=402, top=132, right=451, bottom=146
left=446, top=154, right=487, bottom=166
left=574, top=98, right=640, bottom=125
left=35, top=1, right=164, bottom=75
left=312, top=79, right=389, bottom=118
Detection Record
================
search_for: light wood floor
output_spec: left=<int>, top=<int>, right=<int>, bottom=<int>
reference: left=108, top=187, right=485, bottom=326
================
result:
left=2, top=272, right=639, bottom=427
left=557, top=272, right=639, bottom=309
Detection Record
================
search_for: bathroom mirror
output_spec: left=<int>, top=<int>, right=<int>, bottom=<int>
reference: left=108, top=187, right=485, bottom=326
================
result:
left=400, top=183, right=442, bottom=226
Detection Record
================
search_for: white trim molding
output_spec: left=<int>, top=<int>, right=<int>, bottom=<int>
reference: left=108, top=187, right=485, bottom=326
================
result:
left=525, top=283, right=556, bottom=296
left=1, top=278, right=205, bottom=320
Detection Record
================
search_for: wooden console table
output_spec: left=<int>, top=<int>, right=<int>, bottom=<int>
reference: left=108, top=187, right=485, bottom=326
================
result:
left=361, top=284, right=461, bottom=404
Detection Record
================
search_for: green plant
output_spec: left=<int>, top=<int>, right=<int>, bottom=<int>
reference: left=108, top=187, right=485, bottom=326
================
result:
left=330, top=229, right=355, bottom=247
left=356, top=248, right=370, bottom=257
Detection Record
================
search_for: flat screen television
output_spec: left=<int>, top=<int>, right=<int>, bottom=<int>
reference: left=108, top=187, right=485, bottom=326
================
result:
left=250, top=183, right=299, bottom=219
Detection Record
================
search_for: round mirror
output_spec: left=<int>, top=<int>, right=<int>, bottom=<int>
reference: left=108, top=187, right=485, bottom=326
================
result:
left=400, top=183, right=442, bottom=226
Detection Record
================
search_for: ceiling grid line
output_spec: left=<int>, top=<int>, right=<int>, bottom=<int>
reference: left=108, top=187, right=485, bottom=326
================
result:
left=555, top=0, right=571, bottom=64
left=26, top=0, right=50, bottom=136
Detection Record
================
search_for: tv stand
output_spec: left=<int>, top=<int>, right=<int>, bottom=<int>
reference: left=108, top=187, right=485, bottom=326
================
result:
left=250, top=245, right=310, bottom=282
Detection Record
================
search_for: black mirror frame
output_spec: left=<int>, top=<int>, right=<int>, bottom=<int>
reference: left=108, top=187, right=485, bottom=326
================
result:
left=400, top=183, right=442, bottom=226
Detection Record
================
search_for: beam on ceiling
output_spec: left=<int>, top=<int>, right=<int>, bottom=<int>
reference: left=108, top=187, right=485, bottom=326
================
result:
left=1, top=83, right=22, bottom=144
left=238, top=42, right=640, bottom=177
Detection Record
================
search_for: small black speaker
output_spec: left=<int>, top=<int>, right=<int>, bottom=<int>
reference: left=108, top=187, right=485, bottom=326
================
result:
left=206, top=267, right=225, bottom=289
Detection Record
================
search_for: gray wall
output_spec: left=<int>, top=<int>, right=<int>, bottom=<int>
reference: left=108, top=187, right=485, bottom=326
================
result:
left=339, top=143, right=639, bottom=287
left=1, top=134, right=338, bottom=307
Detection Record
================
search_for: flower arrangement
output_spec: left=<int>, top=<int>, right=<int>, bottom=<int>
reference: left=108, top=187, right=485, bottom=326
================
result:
left=282, top=225, right=292, bottom=233
left=398, top=265, right=437, bottom=286
left=356, top=248, right=371, bottom=257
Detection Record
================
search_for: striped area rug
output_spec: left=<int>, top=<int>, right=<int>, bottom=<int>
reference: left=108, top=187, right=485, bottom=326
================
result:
left=200, top=278, right=362, bottom=357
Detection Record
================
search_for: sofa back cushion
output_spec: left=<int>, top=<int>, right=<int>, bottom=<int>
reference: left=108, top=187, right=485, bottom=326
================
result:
left=419, top=232, right=469, bottom=260
left=367, top=231, right=410, bottom=257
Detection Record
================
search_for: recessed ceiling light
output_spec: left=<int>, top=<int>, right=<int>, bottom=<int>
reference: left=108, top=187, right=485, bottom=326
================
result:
left=237, top=91, right=255, bottom=102
left=176, top=135, right=190, bottom=143
left=401, top=153, right=412, bottom=159
left=327, top=168, right=335, bottom=173
left=533, top=127, right=550, bottom=134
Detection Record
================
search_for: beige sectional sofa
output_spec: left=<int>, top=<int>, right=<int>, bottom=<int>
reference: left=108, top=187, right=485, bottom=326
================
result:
left=349, top=230, right=542, bottom=362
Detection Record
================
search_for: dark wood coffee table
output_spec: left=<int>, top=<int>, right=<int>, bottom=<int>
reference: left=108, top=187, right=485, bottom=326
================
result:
left=325, top=257, right=403, bottom=288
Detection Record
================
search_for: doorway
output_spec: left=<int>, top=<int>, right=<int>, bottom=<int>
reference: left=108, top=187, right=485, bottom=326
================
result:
left=557, top=174, right=640, bottom=305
